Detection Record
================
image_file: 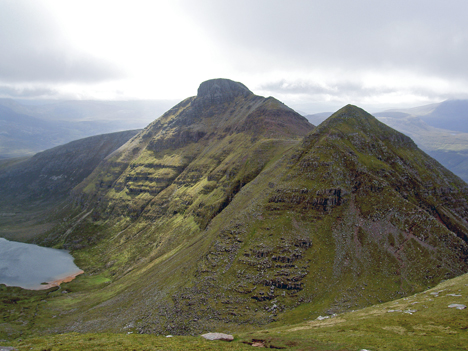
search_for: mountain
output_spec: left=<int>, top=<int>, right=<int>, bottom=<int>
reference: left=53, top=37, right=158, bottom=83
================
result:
left=1, top=80, right=468, bottom=338
left=391, top=99, right=468, bottom=132
left=0, top=130, right=139, bottom=241
left=0, top=99, right=176, bottom=159
left=374, top=102, right=468, bottom=183
left=305, top=101, right=468, bottom=183
left=0, top=105, right=67, bottom=158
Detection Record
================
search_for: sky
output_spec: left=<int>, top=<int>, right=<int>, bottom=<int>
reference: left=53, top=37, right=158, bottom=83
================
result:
left=1, top=0, right=468, bottom=114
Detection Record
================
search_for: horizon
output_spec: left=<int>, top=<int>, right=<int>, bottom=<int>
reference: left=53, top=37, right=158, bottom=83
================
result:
left=1, top=1, right=468, bottom=115
left=0, top=85, right=450, bottom=116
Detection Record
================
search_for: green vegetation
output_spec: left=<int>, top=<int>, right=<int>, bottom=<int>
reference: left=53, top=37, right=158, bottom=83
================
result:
left=7, top=333, right=253, bottom=351
left=2, top=273, right=467, bottom=350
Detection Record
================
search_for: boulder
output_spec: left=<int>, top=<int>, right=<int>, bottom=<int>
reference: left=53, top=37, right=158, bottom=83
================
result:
left=201, top=332, right=234, bottom=341
left=448, top=304, right=466, bottom=310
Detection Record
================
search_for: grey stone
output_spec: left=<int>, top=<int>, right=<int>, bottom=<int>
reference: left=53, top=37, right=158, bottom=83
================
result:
left=404, top=309, right=417, bottom=314
left=196, top=79, right=252, bottom=107
left=201, top=332, right=234, bottom=341
left=316, top=315, right=329, bottom=320
left=448, top=304, right=466, bottom=310
left=0, top=347, right=18, bottom=351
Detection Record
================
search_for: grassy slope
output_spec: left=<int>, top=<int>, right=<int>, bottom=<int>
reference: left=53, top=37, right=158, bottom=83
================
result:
left=3, top=272, right=467, bottom=350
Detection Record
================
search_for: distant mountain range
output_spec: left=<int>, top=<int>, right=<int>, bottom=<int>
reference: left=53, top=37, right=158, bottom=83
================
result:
left=0, top=98, right=177, bottom=159
left=306, top=100, right=468, bottom=183
left=1, top=79, right=467, bottom=338
left=0, top=129, right=139, bottom=241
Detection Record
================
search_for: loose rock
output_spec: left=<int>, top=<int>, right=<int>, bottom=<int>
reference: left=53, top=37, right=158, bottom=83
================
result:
left=316, top=315, right=329, bottom=320
left=252, top=341, right=265, bottom=347
left=201, top=332, right=234, bottom=341
left=448, top=304, right=466, bottom=310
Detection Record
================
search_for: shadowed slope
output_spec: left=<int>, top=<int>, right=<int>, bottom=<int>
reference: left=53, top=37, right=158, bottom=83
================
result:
left=0, top=130, right=139, bottom=241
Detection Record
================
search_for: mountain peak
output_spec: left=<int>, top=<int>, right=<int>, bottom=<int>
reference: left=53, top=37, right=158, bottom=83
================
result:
left=310, top=104, right=417, bottom=148
left=196, top=78, right=253, bottom=106
left=316, top=104, right=383, bottom=135
left=326, top=104, right=374, bottom=124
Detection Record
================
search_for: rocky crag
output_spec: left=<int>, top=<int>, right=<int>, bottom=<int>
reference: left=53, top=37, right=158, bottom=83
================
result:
left=4, top=79, right=468, bottom=336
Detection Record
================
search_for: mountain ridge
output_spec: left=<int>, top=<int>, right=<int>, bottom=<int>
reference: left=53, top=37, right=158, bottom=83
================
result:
left=1, top=79, right=468, bottom=337
left=306, top=101, right=468, bottom=183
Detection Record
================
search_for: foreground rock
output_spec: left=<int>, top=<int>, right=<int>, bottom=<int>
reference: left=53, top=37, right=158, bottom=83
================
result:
left=448, top=304, right=466, bottom=310
left=201, top=332, right=234, bottom=341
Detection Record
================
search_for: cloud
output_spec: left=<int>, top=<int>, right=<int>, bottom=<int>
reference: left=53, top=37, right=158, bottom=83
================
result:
left=0, top=85, right=58, bottom=98
left=254, top=74, right=468, bottom=114
left=257, top=79, right=448, bottom=101
left=0, top=1, right=123, bottom=84
left=179, top=0, right=468, bottom=81
left=2, top=0, right=468, bottom=109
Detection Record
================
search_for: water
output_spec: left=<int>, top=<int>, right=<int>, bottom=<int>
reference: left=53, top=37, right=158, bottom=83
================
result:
left=0, top=237, right=83, bottom=290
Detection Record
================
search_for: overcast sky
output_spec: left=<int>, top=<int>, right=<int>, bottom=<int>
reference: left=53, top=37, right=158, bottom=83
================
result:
left=1, top=0, right=468, bottom=113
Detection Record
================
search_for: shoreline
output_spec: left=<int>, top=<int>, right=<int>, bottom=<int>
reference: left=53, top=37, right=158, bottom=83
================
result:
left=35, top=270, right=84, bottom=290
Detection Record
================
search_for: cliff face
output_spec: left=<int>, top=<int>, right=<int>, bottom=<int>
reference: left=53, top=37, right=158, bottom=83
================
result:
left=31, top=82, right=468, bottom=335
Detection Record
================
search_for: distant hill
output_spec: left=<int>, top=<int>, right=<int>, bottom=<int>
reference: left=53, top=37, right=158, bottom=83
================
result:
left=0, top=99, right=177, bottom=158
left=0, top=105, right=63, bottom=158
left=420, top=100, right=468, bottom=132
left=0, top=129, right=139, bottom=241
left=382, top=99, right=468, bottom=132
left=374, top=100, right=468, bottom=183
left=304, top=111, right=332, bottom=126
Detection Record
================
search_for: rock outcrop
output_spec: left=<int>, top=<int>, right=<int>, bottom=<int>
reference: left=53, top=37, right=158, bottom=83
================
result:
left=195, top=78, right=252, bottom=107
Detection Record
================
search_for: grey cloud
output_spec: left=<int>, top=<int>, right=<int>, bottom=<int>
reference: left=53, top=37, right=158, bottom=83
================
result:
left=180, top=0, right=468, bottom=79
left=257, top=78, right=468, bottom=114
left=258, top=80, right=397, bottom=99
left=0, top=85, right=58, bottom=98
left=0, top=2, right=123, bottom=83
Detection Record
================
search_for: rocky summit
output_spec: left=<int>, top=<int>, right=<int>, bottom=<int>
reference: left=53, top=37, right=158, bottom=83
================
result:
left=196, top=78, right=253, bottom=106
left=1, top=79, right=468, bottom=338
